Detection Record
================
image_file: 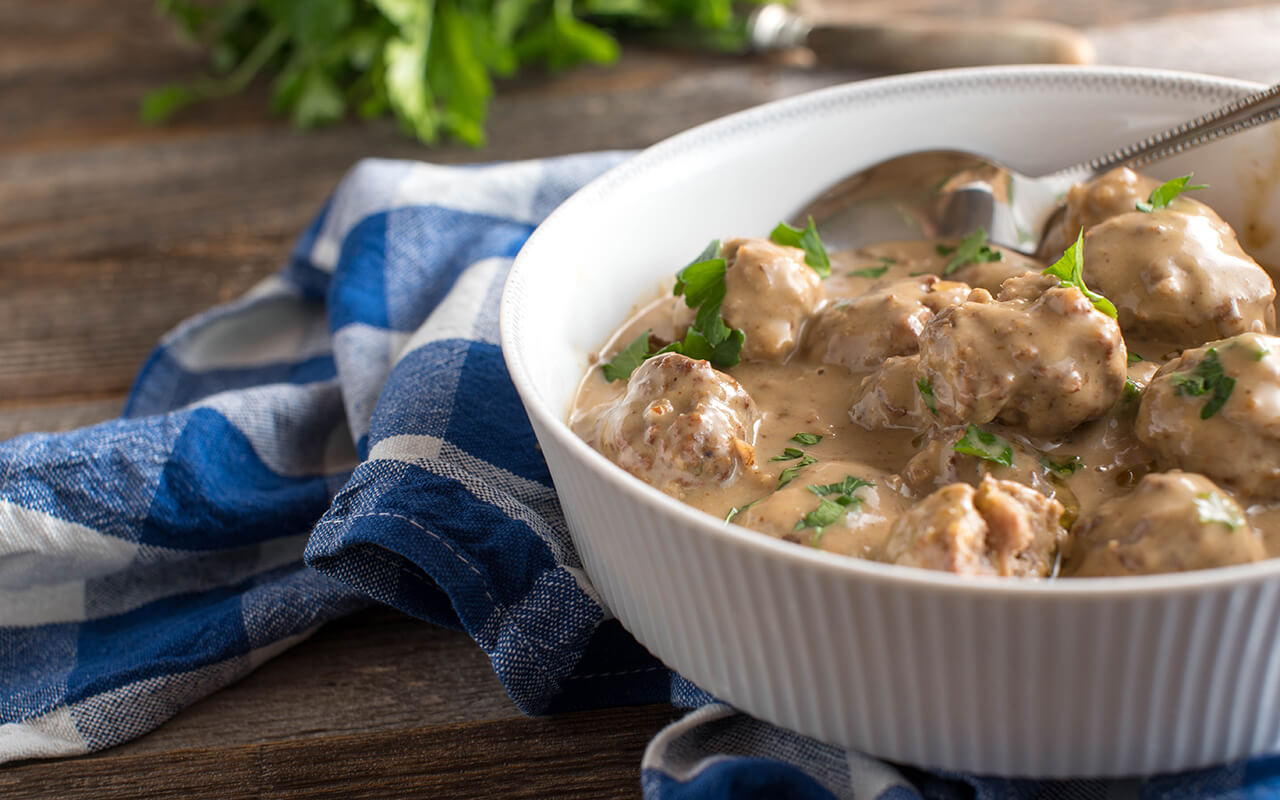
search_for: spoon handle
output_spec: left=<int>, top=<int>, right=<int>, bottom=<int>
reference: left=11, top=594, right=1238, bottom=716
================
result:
left=1068, top=82, right=1280, bottom=178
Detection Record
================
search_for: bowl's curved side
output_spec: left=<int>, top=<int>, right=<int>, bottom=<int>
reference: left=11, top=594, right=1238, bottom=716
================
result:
left=502, top=66, right=1280, bottom=776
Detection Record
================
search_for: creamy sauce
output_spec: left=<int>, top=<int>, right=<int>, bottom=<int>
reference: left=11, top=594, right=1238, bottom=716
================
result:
left=569, top=167, right=1280, bottom=578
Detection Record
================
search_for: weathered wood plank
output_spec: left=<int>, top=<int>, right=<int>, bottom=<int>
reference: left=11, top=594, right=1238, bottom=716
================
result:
left=0, top=704, right=677, bottom=800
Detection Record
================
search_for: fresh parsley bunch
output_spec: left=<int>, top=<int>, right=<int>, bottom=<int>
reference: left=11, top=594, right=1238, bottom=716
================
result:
left=145, top=0, right=771, bottom=146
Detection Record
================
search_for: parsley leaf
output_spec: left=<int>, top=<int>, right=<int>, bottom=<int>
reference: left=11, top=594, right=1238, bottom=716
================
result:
left=770, top=217, right=831, bottom=278
left=848, top=265, right=890, bottom=279
left=777, top=455, right=817, bottom=489
left=770, top=448, right=806, bottom=462
left=1193, top=491, right=1244, bottom=530
left=663, top=240, right=746, bottom=370
left=1128, top=351, right=1143, bottom=364
left=601, top=330, right=652, bottom=382
left=808, top=475, right=874, bottom=497
left=916, top=377, right=939, bottom=417
left=795, top=499, right=849, bottom=540
left=725, top=496, right=765, bottom=523
left=1042, top=229, right=1118, bottom=318
left=1170, top=348, right=1235, bottom=419
left=1042, top=455, right=1083, bottom=476
left=1123, top=377, right=1142, bottom=402
left=953, top=424, right=1014, bottom=466
left=791, top=432, right=823, bottom=446
left=940, top=228, right=1004, bottom=275
left=1136, top=174, right=1209, bottom=213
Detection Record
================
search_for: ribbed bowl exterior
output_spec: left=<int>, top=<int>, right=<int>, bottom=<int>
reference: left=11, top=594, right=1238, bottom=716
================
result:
left=539, top=416, right=1280, bottom=776
left=503, top=67, right=1280, bottom=777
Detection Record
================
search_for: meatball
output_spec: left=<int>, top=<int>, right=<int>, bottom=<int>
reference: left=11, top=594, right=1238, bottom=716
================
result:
left=1065, top=472, right=1264, bottom=577
left=881, top=476, right=1065, bottom=577
left=945, top=248, right=1044, bottom=295
left=802, top=275, right=969, bottom=370
left=1136, top=333, right=1280, bottom=499
left=720, top=238, right=825, bottom=361
left=1082, top=210, right=1275, bottom=348
left=1062, top=166, right=1226, bottom=236
left=917, top=274, right=1127, bottom=437
left=733, top=461, right=908, bottom=557
left=849, top=355, right=934, bottom=431
left=900, top=431, right=1058, bottom=502
left=580, top=352, right=760, bottom=496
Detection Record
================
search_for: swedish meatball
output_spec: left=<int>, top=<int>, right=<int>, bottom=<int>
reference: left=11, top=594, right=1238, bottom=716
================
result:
left=917, top=274, right=1127, bottom=437
left=900, top=431, right=1057, bottom=501
left=734, top=461, right=908, bottom=557
left=802, top=275, right=969, bottom=370
left=1082, top=210, right=1274, bottom=348
left=1065, top=472, right=1264, bottom=577
left=721, top=238, right=825, bottom=361
left=580, top=352, right=759, bottom=496
left=849, top=355, right=934, bottom=431
left=1136, top=333, right=1280, bottom=499
left=1062, top=166, right=1225, bottom=236
left=881, top=476, right=1065, bottom=577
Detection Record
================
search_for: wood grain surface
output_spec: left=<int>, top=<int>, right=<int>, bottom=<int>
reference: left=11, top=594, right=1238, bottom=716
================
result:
left=0, top=0, right=1264, bottom=797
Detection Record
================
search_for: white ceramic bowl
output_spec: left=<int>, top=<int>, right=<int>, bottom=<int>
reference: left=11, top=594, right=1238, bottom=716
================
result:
left=500, top=67, right=1280, bottom=777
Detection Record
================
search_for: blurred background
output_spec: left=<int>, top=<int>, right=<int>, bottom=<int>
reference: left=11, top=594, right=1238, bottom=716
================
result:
left=2, top=1, right=1279, bottom=797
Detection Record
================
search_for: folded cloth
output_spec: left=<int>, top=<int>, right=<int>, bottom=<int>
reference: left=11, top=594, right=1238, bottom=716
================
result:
left=2, top=153, right=1277, bottom=798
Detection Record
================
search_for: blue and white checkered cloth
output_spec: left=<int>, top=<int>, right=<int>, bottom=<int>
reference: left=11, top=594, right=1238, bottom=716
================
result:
left=3, top=153, right=1279, bottom=798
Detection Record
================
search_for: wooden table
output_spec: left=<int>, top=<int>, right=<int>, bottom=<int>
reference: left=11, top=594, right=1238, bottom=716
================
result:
left=0, top=1, right=1263, bottom=796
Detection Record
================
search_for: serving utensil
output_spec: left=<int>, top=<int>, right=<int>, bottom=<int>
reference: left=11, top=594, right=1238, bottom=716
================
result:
left=792, top=81, right=1280, bottom=254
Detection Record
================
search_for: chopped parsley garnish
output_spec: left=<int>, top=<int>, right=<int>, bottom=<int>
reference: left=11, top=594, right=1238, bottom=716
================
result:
left=1170, top=348, right=1234, bottom=419
left=795, top=475, right=875, bottom=543
left=777, top=455, right=817, bottom=489
left=770, top=447, right=806, bottom=461
left=953, top=424, right=1014, bottom=467
left=725, top=497, right=764, bottom=524
left=1193, top=491, right=1243, bottom=530
left=848, top=265, right=890, bottom=279
left=770, top=217, right=831, bottom=278
left=1042, top=455, right=1083, bottom=476
left=916, top=377, right=938, bottom=417
left=790, top=432, right=823, bottom=446
left=1123, top=378, right=1141, bottom=402
left=939, top=228, right=1004, bottom=275
left=879, top=256, right=896, bottom=266
left=1136, top=174, right=1208, bottom=213
left=600, top=240, right=745, bottom=380
left=809, top=475, right=874, bottom=497
left=1042, top=229, right=1118, bottom=318
left=601, top=330, right=652, bottom=382
left=1128, top=351, right=1143, bottom=364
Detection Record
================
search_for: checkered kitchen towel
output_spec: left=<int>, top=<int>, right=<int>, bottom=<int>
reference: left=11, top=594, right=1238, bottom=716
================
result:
left=4, top=153, right=1280, bottom=798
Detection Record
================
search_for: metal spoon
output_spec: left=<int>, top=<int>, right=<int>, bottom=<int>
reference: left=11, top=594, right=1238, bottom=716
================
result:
left=793, top=82, right=1280, bottom=256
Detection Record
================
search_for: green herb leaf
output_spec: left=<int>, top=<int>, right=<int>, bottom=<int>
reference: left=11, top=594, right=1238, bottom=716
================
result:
left=940, top=228, right=1004, bottom=275
left=1123, top=377, right=1142, bottom=402
left=725, top=496, right=764, bottom=523
left=1136, top=174, right=1209, bottom=213
left=770, top=447, right=806, bottom=462
left=953, top=424, right=1014, bottom=467
left=916, top=377, right=939, bottom=417
left=1042, top=455, right=1083, bottom=476
left=790, top=432, right=823, bottom=446
left=601, top=330, right=652, bottom=382
left=808, top=475, right=874, bottom=497
left=1193, top=491, right=1244, bottom=530
left=665, top=239, right=745, bottom=370
left=794, top=498, right=849, bottom=538
left=770, top=217, right=831, bottom=278
left=1128, top=351, right=1143, bottom=364
left=848, top=265, right=890, bottom=279
left=777, top=455, right=816, bottom=489
left=1042, top=229, right=1118, bottom=318
left=1171, top=348, right=1235, bottom=419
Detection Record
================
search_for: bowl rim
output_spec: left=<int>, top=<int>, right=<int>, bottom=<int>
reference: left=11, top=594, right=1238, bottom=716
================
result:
left=501, top=64, right=1280, bottom=598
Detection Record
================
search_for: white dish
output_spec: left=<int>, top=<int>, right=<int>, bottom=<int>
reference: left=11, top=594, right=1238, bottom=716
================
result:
left=500, top=67, right=1280, bottom=777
